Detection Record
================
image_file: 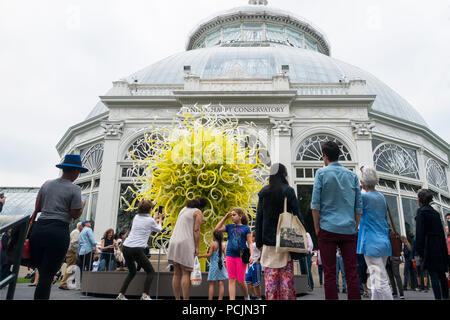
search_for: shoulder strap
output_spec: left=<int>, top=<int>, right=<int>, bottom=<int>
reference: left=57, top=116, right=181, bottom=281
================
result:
left=26, top=180, right=51, bottom=237
left=386, top=206, right=399, bottom=236
left=26, top=188, right=43, bottom=237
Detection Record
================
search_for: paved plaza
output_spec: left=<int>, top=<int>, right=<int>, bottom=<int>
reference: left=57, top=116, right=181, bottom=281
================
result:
left=1, top=282, right=436, bottom=301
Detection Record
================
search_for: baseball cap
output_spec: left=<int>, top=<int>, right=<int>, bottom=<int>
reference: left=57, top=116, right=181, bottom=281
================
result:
left=81, top=220, right=91, bottom=227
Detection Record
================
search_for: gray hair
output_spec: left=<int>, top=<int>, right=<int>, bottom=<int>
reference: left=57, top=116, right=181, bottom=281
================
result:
left=360, top=166, right=378, bottom=188
left=77, top=222, right=82, bottom=228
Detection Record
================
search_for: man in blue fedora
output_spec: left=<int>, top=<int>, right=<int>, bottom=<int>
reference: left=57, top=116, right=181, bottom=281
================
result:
left=56, top=154, right=89, bottom=174
left=29, top=154, right=88, bottom=299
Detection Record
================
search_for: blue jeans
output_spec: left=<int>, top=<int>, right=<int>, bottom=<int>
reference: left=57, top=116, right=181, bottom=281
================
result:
left=299, top=255, right=314, bottom=289
left=306, top=254, right=314, bottom=289
left=98, top=258, right=116, bottom=271
left=336, top=256, right=347, bottom=291
left=403, top=259, right=417, bottom=289
left=318, top=265, right=323, bottom=286
left=357, top=254, right=368, bottom=293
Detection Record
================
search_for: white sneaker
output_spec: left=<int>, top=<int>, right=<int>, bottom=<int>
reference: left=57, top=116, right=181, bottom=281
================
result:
left=141, top=295, right=152, bottom=300
left=116, top=295, right=128, bottom=300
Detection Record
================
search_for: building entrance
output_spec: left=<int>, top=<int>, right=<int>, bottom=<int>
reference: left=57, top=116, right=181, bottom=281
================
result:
left=296, top=184, right=317, bottom=250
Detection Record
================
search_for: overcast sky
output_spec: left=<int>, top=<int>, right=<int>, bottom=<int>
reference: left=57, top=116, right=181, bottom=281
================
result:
left=1, top=0, right=449, bottom=187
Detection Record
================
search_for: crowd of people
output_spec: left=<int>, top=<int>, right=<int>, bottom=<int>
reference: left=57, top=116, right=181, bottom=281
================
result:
left=1, top=142, right=449, bottom=300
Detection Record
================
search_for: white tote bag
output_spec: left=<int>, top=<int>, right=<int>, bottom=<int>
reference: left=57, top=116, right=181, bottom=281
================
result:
left=276, top=197, right=308, bottom=254
left=190, top=256, right=202, bottom=287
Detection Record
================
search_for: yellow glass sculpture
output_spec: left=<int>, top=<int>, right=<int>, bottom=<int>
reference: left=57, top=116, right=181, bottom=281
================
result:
left=123, top=106, right=269, bottom=270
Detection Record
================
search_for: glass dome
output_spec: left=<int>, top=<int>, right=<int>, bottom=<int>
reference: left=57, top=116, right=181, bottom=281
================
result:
left=186, top=5, right=330, bottom=55
left=86, top=4, right=428, bottom=129
left=87, top=45, right=428, bottom=128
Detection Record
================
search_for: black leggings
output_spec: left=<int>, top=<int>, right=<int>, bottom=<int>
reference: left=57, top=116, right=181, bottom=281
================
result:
left=429, top=271, right=449, bottom=300
left=29, top=219, right=69, bottom=300
left=119, top=246, right=155, bottom=295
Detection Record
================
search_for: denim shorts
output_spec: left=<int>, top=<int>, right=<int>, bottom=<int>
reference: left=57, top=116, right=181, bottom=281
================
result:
left=245, top=262, right=262, bottom=286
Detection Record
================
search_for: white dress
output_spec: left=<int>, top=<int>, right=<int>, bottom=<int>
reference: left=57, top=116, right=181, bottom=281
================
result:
left=167, top=207, right=197, bottom=271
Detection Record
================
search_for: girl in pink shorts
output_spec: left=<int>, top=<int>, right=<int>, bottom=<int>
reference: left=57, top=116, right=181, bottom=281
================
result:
left=215, top=208, right=253, bottom=300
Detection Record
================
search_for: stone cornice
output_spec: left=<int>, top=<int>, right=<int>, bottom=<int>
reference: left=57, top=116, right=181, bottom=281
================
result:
left=100, top=96, right=180, bottom=107
left=370, top=111, right=450, bottom=155
left=292, top=95, right=376, bottom=107
left=56, top=112, right=108, bottom=155
left=173, top=90, right=297, bottom=105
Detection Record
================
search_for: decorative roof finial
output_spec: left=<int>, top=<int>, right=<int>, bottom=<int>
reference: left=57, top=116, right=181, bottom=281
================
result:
left=248, top=0, right=268, bottom=5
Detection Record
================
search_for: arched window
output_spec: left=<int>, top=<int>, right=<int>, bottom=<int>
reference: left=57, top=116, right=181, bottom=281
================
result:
left=373, top=143, right=419, bottom=179
left=426, top=158, right=448, bottom=192
left=124, top=133, right=167, bottom=161
left=80, top=143, right=104, bottom=176
left=296, top=135, right=352, bottom=161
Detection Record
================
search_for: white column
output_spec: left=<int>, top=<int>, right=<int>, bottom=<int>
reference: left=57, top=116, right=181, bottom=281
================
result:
left=94, top=120, right=124, bottom=240
left=417, top=148, right=428, bottom=188
left=351, top=120, right=375, bottom=169
left=270, top=118, right=294, bottom=187
left=396, top=179, right=407, bottom=236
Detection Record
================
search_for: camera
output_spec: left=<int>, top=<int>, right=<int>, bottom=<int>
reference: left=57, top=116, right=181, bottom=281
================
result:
left=0, top=193, right=4, bottom=199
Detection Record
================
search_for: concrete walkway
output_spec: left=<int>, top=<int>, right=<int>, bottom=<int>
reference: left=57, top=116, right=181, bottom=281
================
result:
left=1, top=283, right=436, bottom=300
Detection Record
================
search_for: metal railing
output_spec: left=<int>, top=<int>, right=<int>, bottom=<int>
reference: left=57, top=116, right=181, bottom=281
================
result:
left=0, top=215, right=30, bottom=300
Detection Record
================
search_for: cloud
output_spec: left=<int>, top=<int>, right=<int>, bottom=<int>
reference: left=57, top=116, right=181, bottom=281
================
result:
left=1, top=0, right=449, bottom=187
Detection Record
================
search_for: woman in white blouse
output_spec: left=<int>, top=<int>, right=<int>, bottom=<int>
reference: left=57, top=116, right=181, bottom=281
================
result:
left=116, top=200, right=163, bottom=300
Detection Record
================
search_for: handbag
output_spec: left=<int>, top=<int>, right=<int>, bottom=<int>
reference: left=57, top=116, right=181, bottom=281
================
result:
left=6, top=186, right=43, bottom=266
left=387, top=206, right=403, bottom=257
left=190, top=256, right=202, bottom=286
left=234, top=225, right=250, bottom=264
left=276, top=197, right=308, bottom=254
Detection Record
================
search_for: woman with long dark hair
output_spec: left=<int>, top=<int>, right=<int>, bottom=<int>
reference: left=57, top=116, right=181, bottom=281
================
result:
left=98, top=228, right=116, bottom=271
left=167, top=197, right=206, bottom=300
left=255, top=163, right=304, bottom=300
left=415, top=189, right=449, bottom=300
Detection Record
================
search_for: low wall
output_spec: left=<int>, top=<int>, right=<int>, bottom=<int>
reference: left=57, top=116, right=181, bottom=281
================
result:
left=81, top=271, right=309, bottom=298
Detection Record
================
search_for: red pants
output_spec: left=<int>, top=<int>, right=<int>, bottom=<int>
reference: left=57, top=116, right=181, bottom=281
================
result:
left=318, top=228, right=361, bottom=300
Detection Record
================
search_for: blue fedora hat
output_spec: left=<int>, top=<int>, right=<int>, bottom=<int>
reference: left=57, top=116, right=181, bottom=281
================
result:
left=56, top=154, right=89, bottom=173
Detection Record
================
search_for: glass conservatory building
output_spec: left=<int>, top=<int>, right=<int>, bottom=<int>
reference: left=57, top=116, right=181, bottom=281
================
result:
left=56, top=2, right=450, bottom=245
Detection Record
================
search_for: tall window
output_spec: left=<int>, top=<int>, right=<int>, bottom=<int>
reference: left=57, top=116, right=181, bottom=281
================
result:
left=384, top=194, right=402, bottom=233
left=242, top=23, right=263, bottom=41
left=402, top=197, right=419, bottom=239
left=222, top=25, right=241, bottom=43
left=266, top=24, right=285, bottom=42
left=287, top=27, right=303, bottom=47
left=116, top=184, right=138, bottom=234
left=426, top=157, right=448, bottom=192
left=72, top=143, right=104, bottom=231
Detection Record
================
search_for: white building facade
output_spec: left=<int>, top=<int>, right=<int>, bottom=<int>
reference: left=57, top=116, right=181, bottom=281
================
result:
left=56, top=3, right=450, bottom=245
